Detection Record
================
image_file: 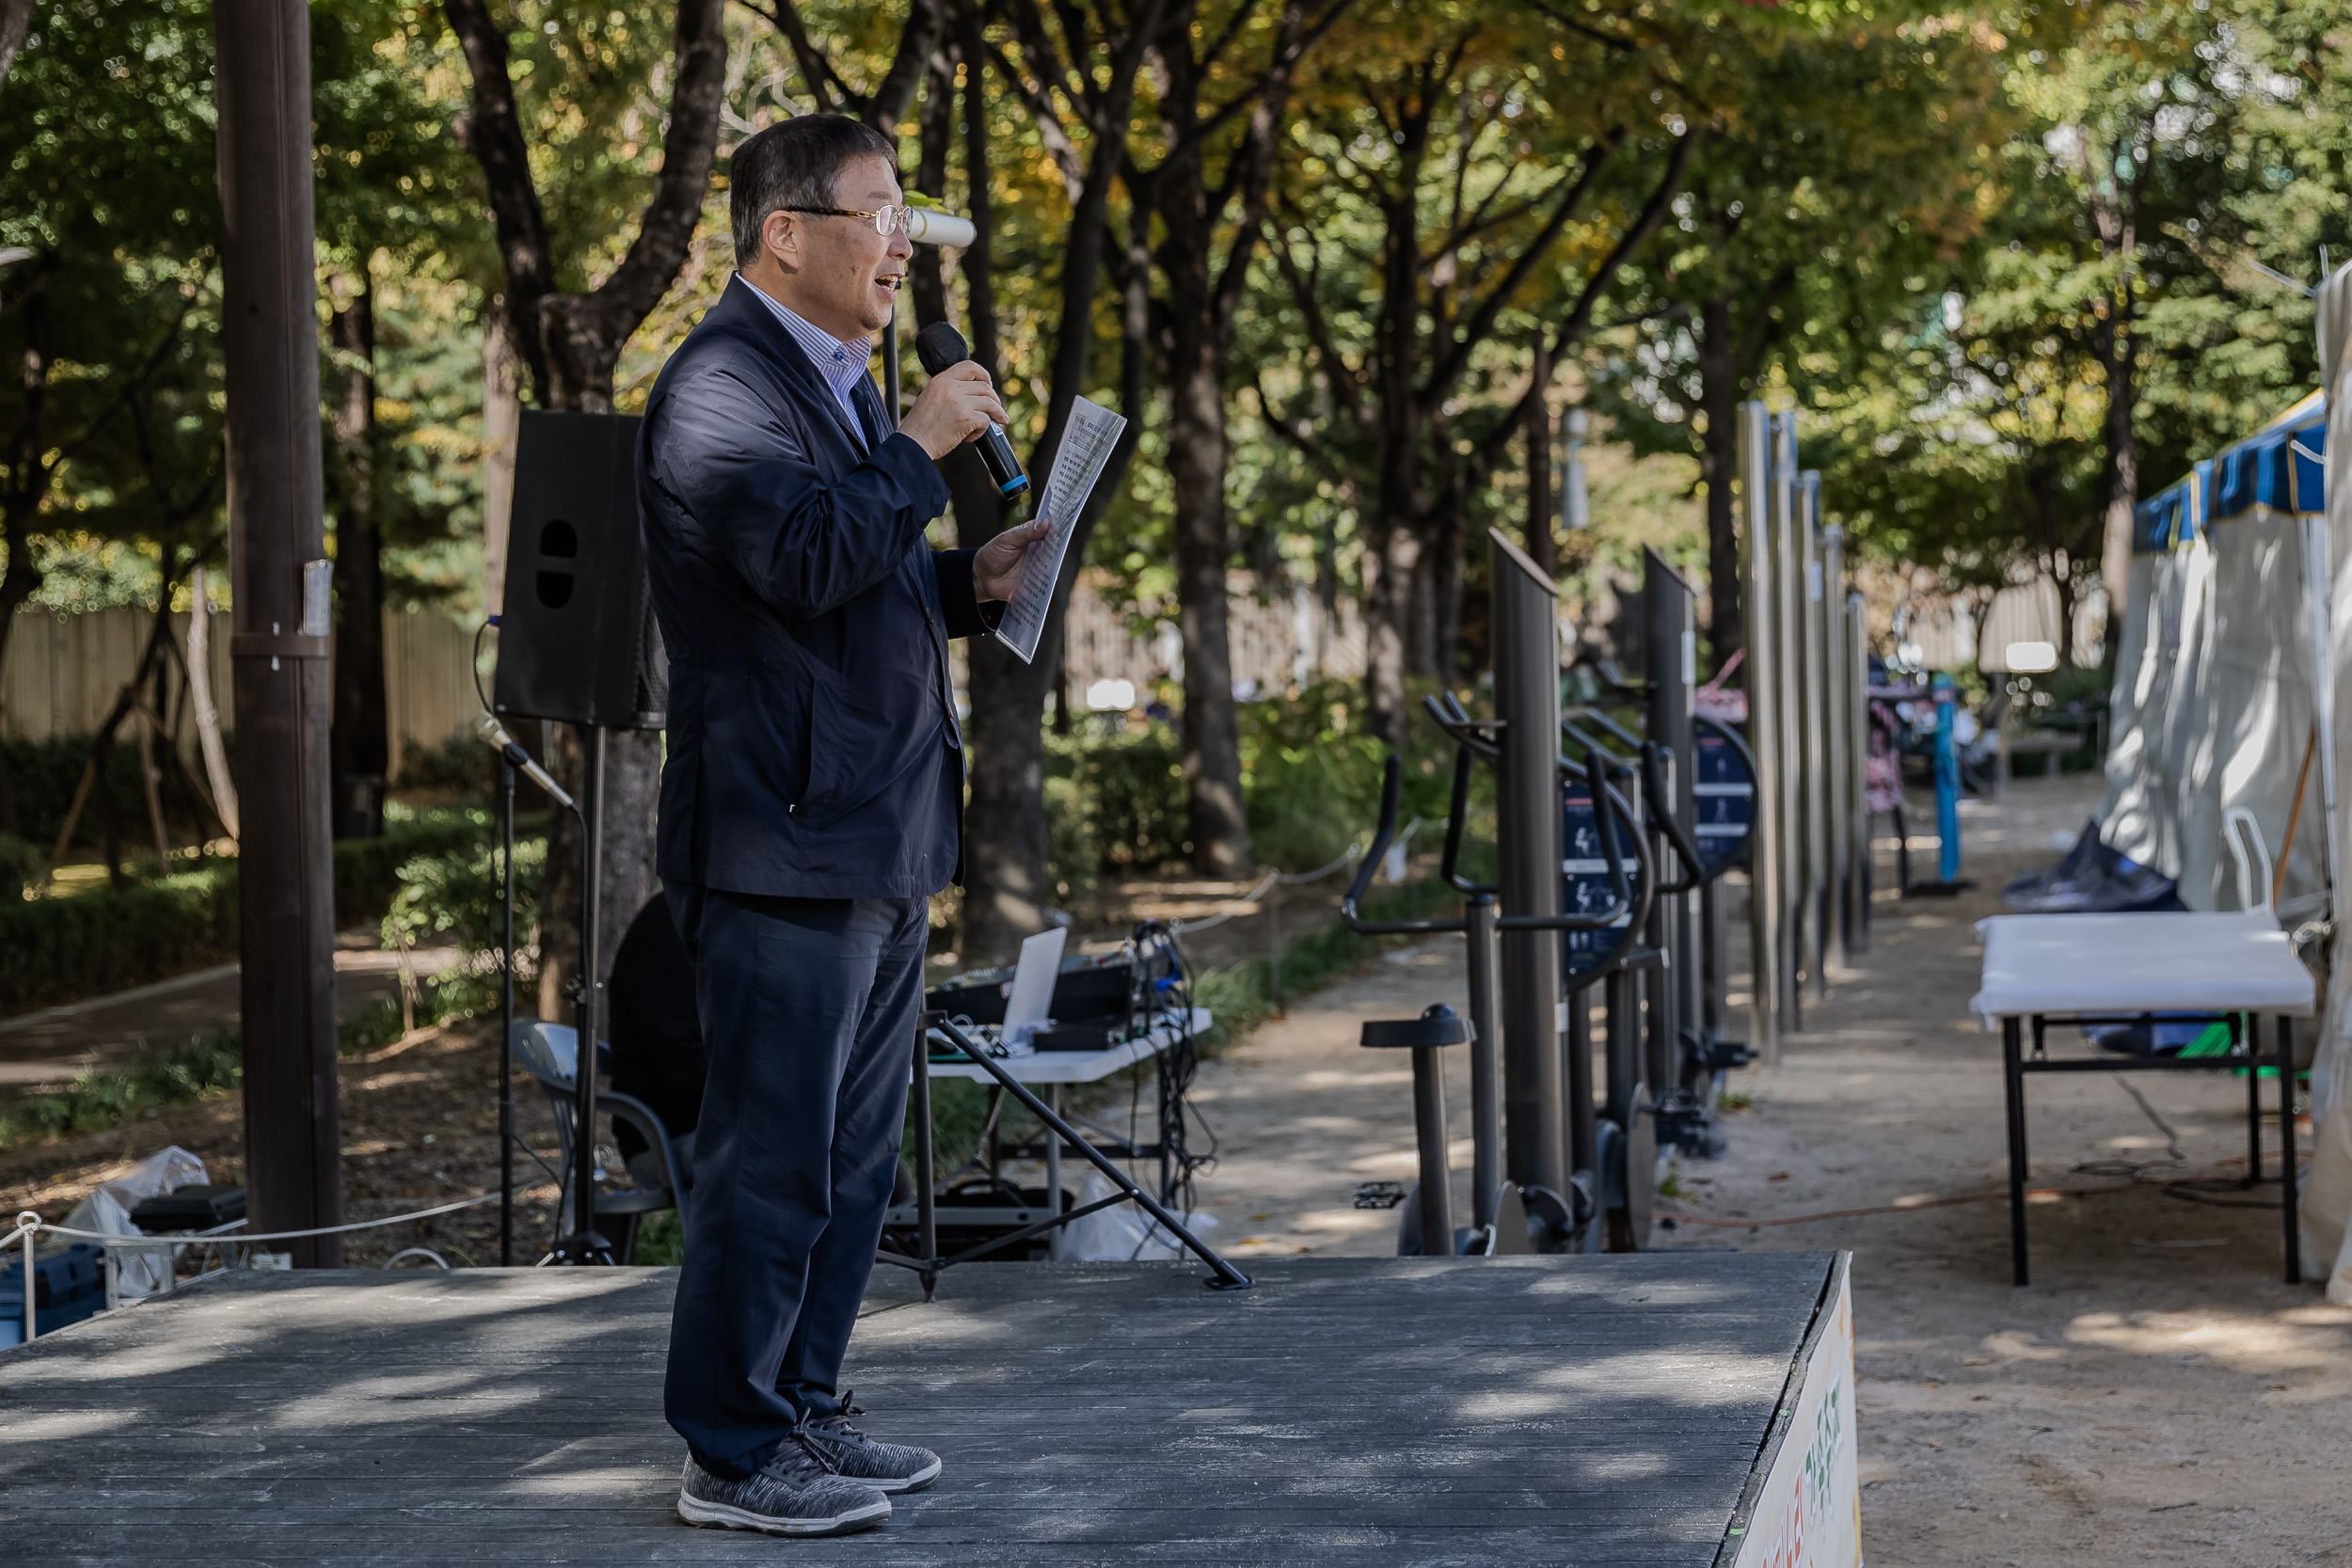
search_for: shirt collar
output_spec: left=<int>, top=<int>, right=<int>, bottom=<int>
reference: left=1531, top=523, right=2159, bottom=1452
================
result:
left=737, top=275, right=873, bottom=404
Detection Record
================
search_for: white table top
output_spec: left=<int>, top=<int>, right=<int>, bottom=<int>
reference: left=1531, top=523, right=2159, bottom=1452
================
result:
left=1970, top=912, right=2316, bottom=1021
left=921, top=1008, right=1211, bottom=1084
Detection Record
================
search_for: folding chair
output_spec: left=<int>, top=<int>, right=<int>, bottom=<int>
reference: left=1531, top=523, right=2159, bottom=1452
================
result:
left=510, top=1020, right=691, bottom=1263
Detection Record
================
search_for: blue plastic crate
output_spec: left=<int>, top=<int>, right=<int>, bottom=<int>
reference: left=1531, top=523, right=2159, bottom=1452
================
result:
left=0, top=1242, right=107, bottom=1344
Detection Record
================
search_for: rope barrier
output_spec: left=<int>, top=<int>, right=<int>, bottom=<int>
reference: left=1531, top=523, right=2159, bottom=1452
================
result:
left=10, top=1190, right=504, bottom=1249
left=1168, top=818, right=1422, bottom=936
left=5, top=1190, right=509, bottom=1348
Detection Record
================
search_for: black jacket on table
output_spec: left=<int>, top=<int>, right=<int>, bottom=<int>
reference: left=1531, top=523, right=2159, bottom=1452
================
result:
left=638, top=277, right=995, bottom=899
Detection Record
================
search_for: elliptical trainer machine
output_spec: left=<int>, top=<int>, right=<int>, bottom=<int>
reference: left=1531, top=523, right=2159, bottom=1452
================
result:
left=1340, top=531, right=1659, bottom=1256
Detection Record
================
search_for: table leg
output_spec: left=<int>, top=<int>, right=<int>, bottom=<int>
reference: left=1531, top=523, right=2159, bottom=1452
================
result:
left=1045, top=1083, right=1064, bottom=1260
left=2247, top=1014, right=2264, bottom=1191
left=985, top=1085, right=1003, bottom=1184
left=2281, top=1015, right=2301, bottom=1284
left=2004, top=1016, right=2029, bottom=1288
left=911, top=1017, right=938, bottom=1301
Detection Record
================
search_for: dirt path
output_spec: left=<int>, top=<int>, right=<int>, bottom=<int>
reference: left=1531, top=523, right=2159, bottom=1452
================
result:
left=1184, top=773, right=2352, bottom=1567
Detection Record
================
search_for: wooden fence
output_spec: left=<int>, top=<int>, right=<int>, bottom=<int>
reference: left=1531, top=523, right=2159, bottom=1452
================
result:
left=2, top=604, right=484, bottom=781
left=1, top=575, right=1365, bottom=770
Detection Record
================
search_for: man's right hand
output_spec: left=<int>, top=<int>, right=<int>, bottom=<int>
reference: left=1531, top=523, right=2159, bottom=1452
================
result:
left=899, top=361, right=1009, bottom=461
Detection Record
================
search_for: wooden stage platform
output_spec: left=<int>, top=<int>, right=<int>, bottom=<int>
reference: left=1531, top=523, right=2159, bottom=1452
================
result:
left=0, top=1254, right=1856, bottom=1565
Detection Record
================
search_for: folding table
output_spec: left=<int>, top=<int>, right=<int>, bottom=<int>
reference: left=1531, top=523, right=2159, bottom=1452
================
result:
left=1970, top=911, right=2314, bottom=1286
left=879, top=1008, right=1250, bottom=1296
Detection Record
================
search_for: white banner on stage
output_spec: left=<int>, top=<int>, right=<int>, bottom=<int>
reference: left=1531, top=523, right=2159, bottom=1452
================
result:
left=1729, top=1258, right=1861, bottom=1568
left=993, top=396, right=1126, bottom=664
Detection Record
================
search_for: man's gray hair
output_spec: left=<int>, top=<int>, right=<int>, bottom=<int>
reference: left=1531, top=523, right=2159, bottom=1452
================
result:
left=729, top=115, right=898, bottom=267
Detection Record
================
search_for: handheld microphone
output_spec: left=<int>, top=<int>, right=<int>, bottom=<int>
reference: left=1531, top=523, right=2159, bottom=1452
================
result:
left=914, top=323, right=1029, bottom=500
left=473, top=711, right=578, bottom=812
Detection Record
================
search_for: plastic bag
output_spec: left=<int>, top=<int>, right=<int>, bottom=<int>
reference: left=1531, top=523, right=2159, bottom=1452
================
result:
left=61, top=1146, right=207, bottom=1298
left=1999, top=819, right=2187, bottom=914
left=1057, top=1173, right=1217, bottom=1261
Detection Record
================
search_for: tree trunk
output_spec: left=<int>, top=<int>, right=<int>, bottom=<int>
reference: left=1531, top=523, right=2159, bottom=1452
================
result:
left=479, top=304, right=522, bottom=616
left=950, top=0, right=1160, bottom=958
left=1141, top=0, right=1312, bottom=877
left=0, top=0, right=31, bottom=91
left=939, top=23, right=1040, bottom=964
left=328, top=270, right=389, bottom=839
left=2097, top=300, right=2137, bottom=663
left=445, top=0, right=727, bottom=1017
left=1157, top=136, right=1249, bottom=876
left=1525, top=335, right=1554, bottom=578
left=1362, top=182, right=1425, bottom=746
left=0, top=540, right=34, bottom=836
left=1697, top=295, right=1742, bottom=666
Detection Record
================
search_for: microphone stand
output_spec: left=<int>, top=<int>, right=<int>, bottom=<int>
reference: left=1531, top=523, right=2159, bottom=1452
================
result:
left=499, top=755, right=516, bottom=1266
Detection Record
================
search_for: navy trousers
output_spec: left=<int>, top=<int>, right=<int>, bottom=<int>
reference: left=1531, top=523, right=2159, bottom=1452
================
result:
left=662, top=882, right=928, bottom=1479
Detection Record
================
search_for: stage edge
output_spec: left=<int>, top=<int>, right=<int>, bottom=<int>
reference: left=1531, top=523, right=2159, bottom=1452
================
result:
left=1716, top=1252, right=1861, bottom=1568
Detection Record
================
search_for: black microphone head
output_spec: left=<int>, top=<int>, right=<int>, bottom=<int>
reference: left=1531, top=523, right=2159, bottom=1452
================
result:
left=914, top=322, right=970, bottom=375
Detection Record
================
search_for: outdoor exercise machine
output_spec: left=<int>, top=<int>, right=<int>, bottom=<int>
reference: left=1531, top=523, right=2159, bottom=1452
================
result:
left=1736, top=404, right=1876, bottom=1060
left=1342, top=532, right=1660, bottom=1255
left=1581, top=548, right=1760, bottom=1169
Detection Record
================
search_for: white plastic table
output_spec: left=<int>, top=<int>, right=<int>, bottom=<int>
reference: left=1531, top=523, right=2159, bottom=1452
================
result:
left=917, top=1007, right=1213, bottom=1230
left=879, top=1007, right=1248, bottom=1294
left=1969, top=912, right=2313, bottom=1286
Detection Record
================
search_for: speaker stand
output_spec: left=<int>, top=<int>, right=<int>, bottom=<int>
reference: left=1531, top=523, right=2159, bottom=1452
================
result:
left=549, top=723, right=608, bottom=1264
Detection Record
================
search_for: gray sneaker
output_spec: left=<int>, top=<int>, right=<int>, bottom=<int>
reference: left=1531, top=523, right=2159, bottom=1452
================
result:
left=675, top=1439, right=891, bottom=1537
left=796, top=1393, right=943, bottom=1494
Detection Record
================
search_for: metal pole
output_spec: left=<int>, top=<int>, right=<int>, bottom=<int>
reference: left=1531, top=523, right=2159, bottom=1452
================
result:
left=20, top=1213, right=36, bottom=1343
left=1566, top=990, right=1597, bottom=1179
left=1737, top=404, right=1783, bottom=1067
left=500, top=759, right=516, bottom=1266
left=216, top=0, right=342, bottom=1267
left=1771, top=420, right=1804, bottom=1033
left=1561, top=408, right=1590, bottom=534
left=1799, top=472, right=1831, bottom=1000
left=1465, top=895, right=1502, bottom=1238
left=911, top=1019, right=936, bottom=1291
left=1412, top=1049, right=1453, bottom=1257
left=1821, top=526, right=1851, bottom=974
left=1644, top=549, right=1696, bottom=1090
left=1489, top=529, right=1569, bottom=1201
left=1846, top=593, right=1872, bottom=953
left=569, top=725, right=607, bottom=1255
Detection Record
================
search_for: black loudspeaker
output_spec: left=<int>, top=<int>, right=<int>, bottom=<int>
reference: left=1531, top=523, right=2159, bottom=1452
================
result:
left=494, top=410, right=667, bottom=730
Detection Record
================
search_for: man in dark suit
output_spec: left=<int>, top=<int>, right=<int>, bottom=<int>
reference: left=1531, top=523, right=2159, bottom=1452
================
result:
left=638, top=113, right=1046, bottom=1539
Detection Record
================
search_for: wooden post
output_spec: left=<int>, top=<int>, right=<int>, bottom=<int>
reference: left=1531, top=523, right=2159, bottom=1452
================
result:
left=215, top=0, right=342, bottom=1266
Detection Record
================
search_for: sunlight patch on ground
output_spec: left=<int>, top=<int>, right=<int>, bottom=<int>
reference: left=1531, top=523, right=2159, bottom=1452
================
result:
left=0, top=1408, right=138, bottom=1443
left=2064, top=1307, right=2352, bottom=1380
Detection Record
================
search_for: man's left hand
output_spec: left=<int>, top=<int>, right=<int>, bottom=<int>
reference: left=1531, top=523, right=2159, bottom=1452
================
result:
left=973, top=517, right=1052, bottom=603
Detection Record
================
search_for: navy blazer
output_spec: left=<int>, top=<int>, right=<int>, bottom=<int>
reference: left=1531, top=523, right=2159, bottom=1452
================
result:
left=638, top=277, right=994, bottom=899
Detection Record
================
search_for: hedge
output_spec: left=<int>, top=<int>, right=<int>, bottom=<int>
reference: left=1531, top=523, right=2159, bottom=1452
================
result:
left=0, top=811, right=494, bottom=1017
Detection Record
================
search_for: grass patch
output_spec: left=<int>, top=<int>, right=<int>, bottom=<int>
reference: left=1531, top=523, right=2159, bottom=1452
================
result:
left=0, top=1029, right=245, bottom=1146
left=0, top=967, right=507, bottom=1154
left=1718, top=1089, right=1755, bottom=1113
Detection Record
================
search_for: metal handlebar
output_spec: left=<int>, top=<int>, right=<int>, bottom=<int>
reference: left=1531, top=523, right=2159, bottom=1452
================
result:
left=1438, top=744, right=1489, bottom=896
left=1340, top=755, right=1467, bottom=938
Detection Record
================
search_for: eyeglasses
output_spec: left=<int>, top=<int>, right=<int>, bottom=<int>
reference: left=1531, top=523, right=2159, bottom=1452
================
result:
left=784, top=204, right=912, bottom=237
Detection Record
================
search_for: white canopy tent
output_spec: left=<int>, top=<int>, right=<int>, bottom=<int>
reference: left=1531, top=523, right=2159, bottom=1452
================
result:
left=2095, top=397, right=2330, bottom=919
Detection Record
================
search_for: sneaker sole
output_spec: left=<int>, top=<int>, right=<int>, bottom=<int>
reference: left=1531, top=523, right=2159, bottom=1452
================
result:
left=868, top=1457, right=943, bottom=1495
left=676, top=1491, right=891, bottom=1537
